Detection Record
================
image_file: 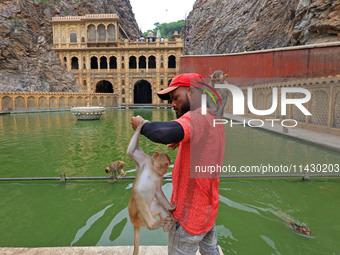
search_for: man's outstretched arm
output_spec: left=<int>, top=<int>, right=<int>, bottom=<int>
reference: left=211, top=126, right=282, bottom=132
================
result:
left=141, top=122, right=184, bottom=144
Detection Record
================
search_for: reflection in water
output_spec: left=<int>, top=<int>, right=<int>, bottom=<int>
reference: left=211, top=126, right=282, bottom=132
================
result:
left=71, top=204, right=113, bottom=246
left=219, top=194, right=260, bottom=215
left=70, top=183, right=173, bottom=246
left=260, top=235, right=282, bottom=255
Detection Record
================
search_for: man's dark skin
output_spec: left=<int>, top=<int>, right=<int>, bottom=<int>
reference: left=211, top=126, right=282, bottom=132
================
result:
left=131, top=87, right=201, bottom=133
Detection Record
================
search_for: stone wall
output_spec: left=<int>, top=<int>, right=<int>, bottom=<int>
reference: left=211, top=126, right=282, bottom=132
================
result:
left=0, top=92, right=118, bottom=111
left=224, top=77, right=340, bottom=135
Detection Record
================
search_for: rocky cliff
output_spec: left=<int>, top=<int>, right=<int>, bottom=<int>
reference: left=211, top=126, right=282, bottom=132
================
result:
left=0, top=0, right=140, bottom=92
left=183, top=0, right=340, bottom=55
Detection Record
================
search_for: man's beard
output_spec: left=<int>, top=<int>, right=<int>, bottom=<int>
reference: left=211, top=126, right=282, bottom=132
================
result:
left=175, top=94, right=190, bottom=118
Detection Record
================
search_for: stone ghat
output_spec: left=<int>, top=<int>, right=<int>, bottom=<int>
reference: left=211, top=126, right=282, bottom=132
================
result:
left=0, top=246, right=224, bottom=255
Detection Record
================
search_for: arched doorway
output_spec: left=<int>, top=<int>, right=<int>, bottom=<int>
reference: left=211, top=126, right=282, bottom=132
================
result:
left=134, top=80, right=152, bottom=104
left=96, top=80, right=113, bottom=93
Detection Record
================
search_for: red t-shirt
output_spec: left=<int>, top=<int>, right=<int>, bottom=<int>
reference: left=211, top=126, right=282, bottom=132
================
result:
left=171, top=108, right=225, bottom=235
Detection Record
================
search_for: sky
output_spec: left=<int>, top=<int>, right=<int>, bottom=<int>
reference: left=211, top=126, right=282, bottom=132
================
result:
left=129, top=0, right=196, bottom=32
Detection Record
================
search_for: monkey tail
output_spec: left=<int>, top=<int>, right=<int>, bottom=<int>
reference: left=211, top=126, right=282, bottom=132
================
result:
left=133, top=226, right=140, bottom=255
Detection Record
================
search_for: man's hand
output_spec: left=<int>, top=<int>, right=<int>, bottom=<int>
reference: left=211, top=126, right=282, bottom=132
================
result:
left=131, top=115, right=145, bottom=131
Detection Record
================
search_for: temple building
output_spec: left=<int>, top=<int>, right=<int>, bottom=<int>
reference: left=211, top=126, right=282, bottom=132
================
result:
left=50, top=14, right=183, bottom=105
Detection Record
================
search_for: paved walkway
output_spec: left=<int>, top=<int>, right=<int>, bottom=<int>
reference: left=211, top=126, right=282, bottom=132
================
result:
left=224, top=114, right=340, bottom=151
left=0, top=246, right=224, bottom=255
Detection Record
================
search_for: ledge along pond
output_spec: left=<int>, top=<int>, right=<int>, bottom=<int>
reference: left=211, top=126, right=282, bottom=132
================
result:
left=0, top=109, right=339, bottom=254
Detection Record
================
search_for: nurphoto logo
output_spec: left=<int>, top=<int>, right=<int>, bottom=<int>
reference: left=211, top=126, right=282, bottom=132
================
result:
left=200, top=84, right=312, bottom=128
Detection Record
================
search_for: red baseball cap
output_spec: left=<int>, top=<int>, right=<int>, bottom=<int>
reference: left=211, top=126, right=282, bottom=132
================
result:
left=157, top=73, right=205, bottom=100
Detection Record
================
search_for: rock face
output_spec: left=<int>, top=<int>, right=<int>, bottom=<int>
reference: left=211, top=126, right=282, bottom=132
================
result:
left=183, top=0, right=340, bottom=55
left=0, top=0, right=140, bottom=92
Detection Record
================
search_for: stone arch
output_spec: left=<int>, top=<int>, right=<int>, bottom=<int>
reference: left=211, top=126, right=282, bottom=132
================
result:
left=59, top=97, right=66, bottom=108
left=62, top=30, right=65, bottom=43
left=139, top=56, right=146, bottom=69
left=292, top=93, right=306, bottom=123
left=100, top=96, right=105, bottom=106
left=55, top=30, right=58, bottom=43
left=333, top=92, right=340, bottom=128
left=310, top=90, right=328, bottom=126
left=109, top=56, right=117, bottom=69
left=134, top=80, right=152, bottom=104
left=87, top=24, right=96, bottom=41
left=129, top=56, right=137, bottom=69
left=49, top=96, right=57, bottom=108
left=76, top=97, right=83, bottom=107
left=2, top=96, right=13, bottom=111
left=81, top=30, right=85, bottom=43
left=98, top=24, right=106, bottom=41
left=266, top=93, right=275, bottom=117
left=69, top=97, right=75, bottom=107
left=70, top=30, right=77, bottom=43
left=100, top=56, right=108, bottom=69
left=91, top=56, right=98, bottom=69
left=148, top=55, right=156, bottom=69
left=256, top=92, right=264, bottom=110
left=107, top=24, right=116, bottom=41
left=96, top=80, right=114, bottom=93
left=106, top=97, right=113, bottom=106
left=71, top=57, right=79, bottom=69
left=83, top=80, right=87, bottom=86
left=168, top=55, right=176, bottom=68
left=15, top=96, right=25, bottom=110
left=92, top=96, right=98, bottom=106
left=38, top=96, right=47, bottom=109
left=27, top=96, right=36, bottom=109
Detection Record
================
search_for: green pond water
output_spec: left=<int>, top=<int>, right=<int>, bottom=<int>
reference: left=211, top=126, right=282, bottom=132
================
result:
left=0, top=109, right=339, bottom=254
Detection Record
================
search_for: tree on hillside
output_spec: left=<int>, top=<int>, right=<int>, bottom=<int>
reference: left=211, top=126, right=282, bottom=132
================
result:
left=143, top=20, right=185, bottom=39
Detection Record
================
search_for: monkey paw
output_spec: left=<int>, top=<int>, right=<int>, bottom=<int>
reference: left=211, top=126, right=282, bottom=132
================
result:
left=168, top=203, right=176, bottom=211
left=162, top=213, right=178, bottom=232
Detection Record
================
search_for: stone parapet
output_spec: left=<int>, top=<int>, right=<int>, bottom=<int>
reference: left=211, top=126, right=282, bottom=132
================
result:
left=0, top=92, right=118, bottom=111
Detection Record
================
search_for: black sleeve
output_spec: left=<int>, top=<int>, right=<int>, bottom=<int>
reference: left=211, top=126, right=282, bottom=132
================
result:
left=140, top=121, right=184, bottom=144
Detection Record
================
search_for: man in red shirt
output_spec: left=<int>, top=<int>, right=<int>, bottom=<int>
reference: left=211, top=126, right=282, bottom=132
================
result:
left=130, top=73, right=225, bottom=255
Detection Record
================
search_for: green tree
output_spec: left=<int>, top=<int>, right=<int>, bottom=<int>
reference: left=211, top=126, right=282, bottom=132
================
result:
left=143, top=20, right=185, bottom=39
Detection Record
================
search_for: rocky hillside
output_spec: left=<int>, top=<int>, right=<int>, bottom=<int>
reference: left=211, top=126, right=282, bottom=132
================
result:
left=0, top=0, right=140, bottom=92
left=183, top=0, right=340, bottom=55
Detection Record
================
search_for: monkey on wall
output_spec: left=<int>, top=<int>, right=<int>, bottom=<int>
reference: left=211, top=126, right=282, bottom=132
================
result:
left=127, top=119, right=176, bottom=255
left=208, top=70, right=229, bottom=119
left=105, top=160, right=127, bottom=182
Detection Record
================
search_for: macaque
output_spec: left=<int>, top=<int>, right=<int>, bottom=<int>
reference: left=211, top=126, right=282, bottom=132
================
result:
left=277, top=211, right=311, bottom=236
left=127, top=119, right=176, bottom=255
left=105, top=160, right=127, bottom=182
left=287, top=219, right=311, bottom=235
left=208, top=70, right=229, bottom=119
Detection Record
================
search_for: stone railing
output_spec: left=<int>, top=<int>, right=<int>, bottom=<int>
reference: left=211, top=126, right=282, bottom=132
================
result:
left=224, top=77, right=340, bottom=135
left=0, top=92, right=118, bottom=111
